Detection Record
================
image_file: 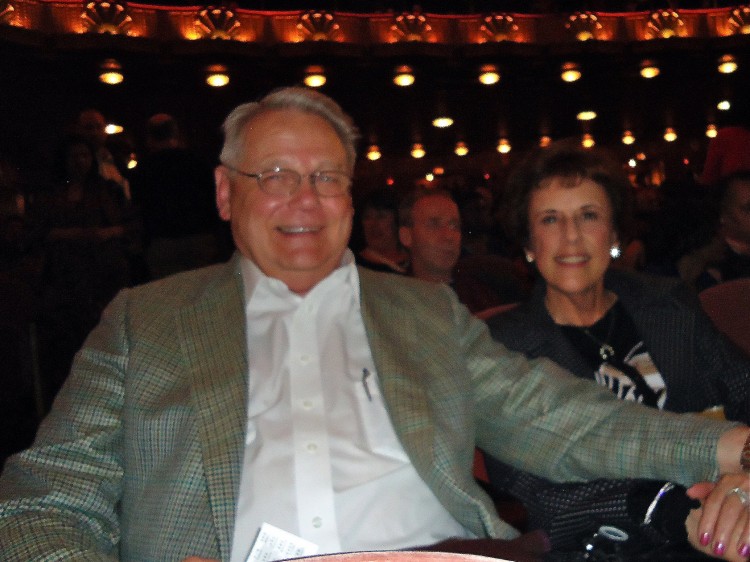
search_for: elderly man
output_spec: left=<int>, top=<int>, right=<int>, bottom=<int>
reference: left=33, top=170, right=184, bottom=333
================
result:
left=1, top=88, right=748, bottom=562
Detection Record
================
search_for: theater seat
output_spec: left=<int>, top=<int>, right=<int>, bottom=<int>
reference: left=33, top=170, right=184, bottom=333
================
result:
left=698, top=277, right=750, bottom=356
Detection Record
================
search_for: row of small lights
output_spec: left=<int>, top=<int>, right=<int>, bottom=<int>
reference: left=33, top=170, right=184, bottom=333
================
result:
left=97, top=53, right=736, bottom=167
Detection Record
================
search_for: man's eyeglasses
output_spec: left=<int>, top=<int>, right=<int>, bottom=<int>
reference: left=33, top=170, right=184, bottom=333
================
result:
left=222, top=162, right=352, bottom=197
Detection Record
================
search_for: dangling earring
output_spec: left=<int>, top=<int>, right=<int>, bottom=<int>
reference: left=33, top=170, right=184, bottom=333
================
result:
left=525, top=252, right=534, bottom=263
left=609, top=244, right=621, bottom=259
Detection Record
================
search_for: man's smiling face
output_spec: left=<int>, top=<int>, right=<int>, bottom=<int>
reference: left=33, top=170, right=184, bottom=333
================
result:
left=215, top=108, right=354, bottom=294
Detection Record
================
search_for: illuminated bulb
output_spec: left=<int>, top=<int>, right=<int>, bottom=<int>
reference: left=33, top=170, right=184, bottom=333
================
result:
left=706, top=124, right=717, bottom=138
left=622, top=130, right=635, bottom=145
left=303, top=66, right=326, bottom=88
left=425, top=173, right=435, bottom=182
left=127, top=153, right=138, bottom=170
left=366, top=145, right=381, bottom=161
left=496, top=138, right=511, bottom=154
left=539, top=135, right=552, bottom=148
left=206, top=64, right=229, bottom=87
left=478, top=64, right=500, bottom=85
left=393, top=65, right=415, bottom=87
left=639, top=60, right=660, bottom=79
left=582, top=133, right=595, bottom=148
left=411, top=143, right=426, bottom=158
left=663, top=127, right=677, bottom=142
left=454, top=141, right=469, bottom=156
left=636, top=152, right=647, bottom=161
left=717, top=100, right=731, bottom=111
left=560, top=62, right=581, bottom=83
left=432, top=116, right=453, bottom=128
left=577, top=110, right=597, bottom=121
left=105, top=123, right=123, bottom=135
left=718, top=55, right=738, bottom=74
left=99, top=58, right=124, bottom=85
left=628, top=159, right=637, bottom=168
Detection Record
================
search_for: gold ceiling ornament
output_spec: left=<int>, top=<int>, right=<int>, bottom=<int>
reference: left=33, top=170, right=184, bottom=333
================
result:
left=297, top=10, right=340, bottom=41
left=646, top=9, right=685, bottom=39
left=81, top=0, right=132, bottom=35
left=728, top=5, right=750, bottom=35
left=0, top=0, right=15, bottom=24
left=566, top=11, right=603, bottom=41
left=391, top=11, right=432, bottom=42
left=194, top=5, right=241, bottom=40
left=479, top=13, right=518, bottom=42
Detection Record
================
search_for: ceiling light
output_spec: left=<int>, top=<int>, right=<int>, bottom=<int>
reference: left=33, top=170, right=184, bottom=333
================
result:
left=496, top=138, right=511, bottom=154
left=539, top=135, right=552, bottom=148
left=393, top=65, right=415, bottom=87
left=576, top=110, right=597, bottom=121
left=478, top=64, right=500, bottom=85
left=639, top=60, right=660, bottom=79
left=303, top=65, right=326, bottom=88
left=717, top=54, right=738, bottom=74
left=628, top=159, right=637, bottom=168
left=105, top=123, right=123, bottom=135
left=433, top=166, right=445, bottom=175
left=432, top=116, right=453, bottom=128
left=454, top=141, right=469, bottom=156
left=411, top=143, right=425, bottom=158
left=636, top=152, right=647, bottom=161
left=366, top=144, right=381, bottom=161
left=706, top=124, right=717, bottom=138
left=717, top=100, right=731, bottom=111
left=127, top=153, right=138, bottom=170
left=622, top=130, right=635, bottom=145
left=425, top=173, right=435, bottom=182
left=99, top=58, right=123, bottom=85
left=206, top=64, right=229, bottom=87
left=560, top=62, right=581, bottom=83
left=581, top=133, right=595, bottom=148
left=663, top=127, right=677, bottom=142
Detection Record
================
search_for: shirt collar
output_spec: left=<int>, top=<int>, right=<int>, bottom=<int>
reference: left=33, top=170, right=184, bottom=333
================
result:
left=240, top=248, right=360, bottom=307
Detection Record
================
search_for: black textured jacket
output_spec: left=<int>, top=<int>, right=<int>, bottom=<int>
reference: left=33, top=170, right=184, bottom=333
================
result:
left=485, top=269, right=750, bottom=554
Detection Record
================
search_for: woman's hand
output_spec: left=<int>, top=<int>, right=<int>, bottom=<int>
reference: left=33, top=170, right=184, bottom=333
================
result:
left=686, top=474, right=750, bottom=561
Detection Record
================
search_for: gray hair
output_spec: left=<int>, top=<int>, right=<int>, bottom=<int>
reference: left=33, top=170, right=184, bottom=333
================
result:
left=219, top=87, right=360, bottom=172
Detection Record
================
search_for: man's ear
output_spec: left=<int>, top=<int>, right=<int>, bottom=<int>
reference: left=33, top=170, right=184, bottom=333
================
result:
left=398, top=226, right=413, bottom=249
left=215, top=166, right=232, bottom=221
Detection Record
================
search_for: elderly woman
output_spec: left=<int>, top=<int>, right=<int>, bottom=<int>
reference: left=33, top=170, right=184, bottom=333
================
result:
left=484, top=140, right=750, bottom=559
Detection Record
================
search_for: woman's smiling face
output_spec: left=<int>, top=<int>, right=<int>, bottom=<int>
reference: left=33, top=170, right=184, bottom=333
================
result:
left=526, top=176, right=618, bottom=301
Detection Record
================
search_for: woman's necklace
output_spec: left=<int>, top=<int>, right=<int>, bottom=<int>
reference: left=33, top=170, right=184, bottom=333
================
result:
left=579, top=306, right=617, bottom=361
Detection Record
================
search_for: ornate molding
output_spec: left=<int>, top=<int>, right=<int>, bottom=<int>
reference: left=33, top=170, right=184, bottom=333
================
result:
left=296, top=10, right=341, bottom=42
left=391, top=11, right=432, bottom=42
left=479, top=13, right=518, bottom=42
left=194, top=5, right=241, bottom=40
left=81, top=0, right=132, bottom=35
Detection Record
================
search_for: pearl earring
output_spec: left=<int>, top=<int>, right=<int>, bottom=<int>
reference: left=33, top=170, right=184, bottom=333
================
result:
left=610, top=244, right=621, bottom=259
left=525, top=252, right=534, bottom=263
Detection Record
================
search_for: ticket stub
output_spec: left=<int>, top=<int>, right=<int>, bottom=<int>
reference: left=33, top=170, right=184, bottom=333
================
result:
left=245, top=522, right=319, bottom=562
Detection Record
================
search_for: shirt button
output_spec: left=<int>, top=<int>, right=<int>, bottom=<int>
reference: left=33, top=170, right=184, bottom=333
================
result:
left=299, top=354, right=311, bottom=364
left=306, top=442, right=318, bottom=453
left=302, top=399, right=313, bottom=409
left=312, top=517, right=322, bottom=528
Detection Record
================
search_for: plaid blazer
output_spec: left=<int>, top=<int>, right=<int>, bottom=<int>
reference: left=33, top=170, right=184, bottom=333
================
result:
left=0, top=256, right=731, bottom=561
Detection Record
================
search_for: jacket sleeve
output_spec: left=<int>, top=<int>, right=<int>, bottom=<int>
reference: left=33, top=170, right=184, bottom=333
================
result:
left=0, top=290, right=130, bottom=560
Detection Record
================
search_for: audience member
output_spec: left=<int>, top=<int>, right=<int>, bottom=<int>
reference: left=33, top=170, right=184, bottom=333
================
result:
left=398, top=187, right=528, bottom=313
left=697, top=171, right=750, bottom=290
left=29, top=133, right=142, bottom=396
left=700, top=98, right=750, bottom=187
left=354, top=187, right=408, bottom=274
left=76, top=108, right=131, bottom=200
left=1, top=89, right=748, bottom=562
left=130, top=113, right=223, bottom=280
left=483, top=139, right=750, bottom=558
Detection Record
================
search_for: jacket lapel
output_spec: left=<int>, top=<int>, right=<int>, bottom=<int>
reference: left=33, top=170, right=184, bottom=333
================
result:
left=177, top=257, right=247, bottom=561
left=357, top=269, right=435, bottom=477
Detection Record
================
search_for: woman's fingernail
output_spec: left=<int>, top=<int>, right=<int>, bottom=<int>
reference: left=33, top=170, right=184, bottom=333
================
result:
left=714, top=542, right=726, bottom=556
left=700, top=533, right=711, bottom=546
left=739, top=543, right=750, bottom=558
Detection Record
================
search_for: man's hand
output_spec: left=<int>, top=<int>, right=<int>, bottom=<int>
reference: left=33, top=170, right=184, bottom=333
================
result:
left=685, top=474, right=750, bottom=561
left=420, top=529, right=551, bottom=562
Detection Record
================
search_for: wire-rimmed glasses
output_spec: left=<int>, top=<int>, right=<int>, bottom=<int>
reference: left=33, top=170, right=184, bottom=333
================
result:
left=222, top=162, right=352, bottom=197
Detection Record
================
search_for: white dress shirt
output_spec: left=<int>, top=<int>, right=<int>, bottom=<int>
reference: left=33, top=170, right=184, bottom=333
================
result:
left=229, top=250, right=469, bottom=562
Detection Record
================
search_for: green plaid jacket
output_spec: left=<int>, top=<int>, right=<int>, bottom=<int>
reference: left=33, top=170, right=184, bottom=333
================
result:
left=0, top=255, right=730, bottom=561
